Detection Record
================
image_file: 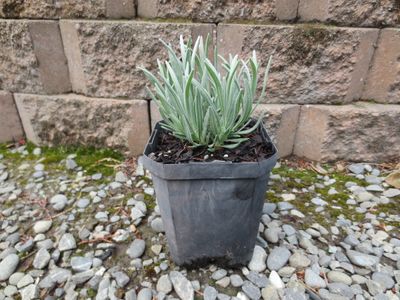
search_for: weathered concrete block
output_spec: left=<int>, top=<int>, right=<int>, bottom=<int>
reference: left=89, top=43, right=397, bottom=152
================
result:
left=298, top=0, right=400, bottom=27
left=0, top=0, right=135, bottom=19
left=254, top=104, right=300, bottom=158
left=105, top=0, right=136, bottom=19
left=150, top=101, right=299, bottom=158
left=362, top=29, right=400, bottom=104
left=0, top=91, right=24, bottom=143
left=60, top=20, right=215, bottom=99
left=28, top=21, right=71, bottom=94
left=217, top=24, right=378, bottom=104
left=137, top=0, right=298, bottom=22
left=0, top=20, right=70, bottom=94
left=14, top=94, right=149, bottom=156
left=294, top=103, right=400, bottom=162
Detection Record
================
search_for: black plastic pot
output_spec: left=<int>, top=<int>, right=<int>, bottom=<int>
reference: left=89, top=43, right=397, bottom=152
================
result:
left=140, top=122, right=278, bottom=267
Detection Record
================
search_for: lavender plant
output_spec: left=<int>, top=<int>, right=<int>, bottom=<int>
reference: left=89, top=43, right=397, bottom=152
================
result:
left=140, top=35, right=272, bottom=151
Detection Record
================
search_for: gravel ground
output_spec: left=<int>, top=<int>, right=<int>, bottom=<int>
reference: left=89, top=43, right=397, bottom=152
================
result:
left=0, top=143, right=399, bottom=300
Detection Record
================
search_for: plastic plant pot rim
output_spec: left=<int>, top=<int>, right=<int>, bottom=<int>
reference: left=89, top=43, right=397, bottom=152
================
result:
left=139, top=121, right=278, bottom=180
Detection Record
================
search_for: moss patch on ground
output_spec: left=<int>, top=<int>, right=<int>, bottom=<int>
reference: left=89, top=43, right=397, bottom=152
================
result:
left=0, top=141, right=124, bottom=176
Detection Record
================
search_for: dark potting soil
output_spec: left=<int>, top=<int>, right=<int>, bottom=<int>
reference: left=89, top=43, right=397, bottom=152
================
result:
left=149, top=126, right=275, bottom=164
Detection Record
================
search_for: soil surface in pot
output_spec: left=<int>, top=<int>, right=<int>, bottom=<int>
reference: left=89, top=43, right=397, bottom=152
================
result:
left=149, top=126, right=275, bottom=164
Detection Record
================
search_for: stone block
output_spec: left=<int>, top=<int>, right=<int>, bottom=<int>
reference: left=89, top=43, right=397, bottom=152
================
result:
left=0, top=20, right=70, bottom=94
left=217, top=24, right=378, bottom=104
left=362, top=29, right=400, bottom=104
left=105, top=0, right=136, bottom=19
left=28, top=21, right=71, bottom=94
left=14, top=94, right=150, bottom=155
left=298, top=0, right=400, bottom=27
left=0, top=91, right=24, bottom=143
left=137, top=0, right=298, bottom=22
left=150, top=101, right=300, bottom=158
left=253, top=104, right=300, bottom=158
left=60, top=20, right=215, bottom=99
left=0, top=0, right=106, bottom=19
left=294, top=103, right=400, bottom=162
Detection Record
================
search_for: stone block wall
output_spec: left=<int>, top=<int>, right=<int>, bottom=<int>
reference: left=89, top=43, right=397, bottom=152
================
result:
left=0, top=0, right=399, bottom=161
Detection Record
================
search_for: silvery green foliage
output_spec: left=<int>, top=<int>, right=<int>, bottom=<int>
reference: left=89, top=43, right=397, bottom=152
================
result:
left=140, top=36, right=272, bottom=151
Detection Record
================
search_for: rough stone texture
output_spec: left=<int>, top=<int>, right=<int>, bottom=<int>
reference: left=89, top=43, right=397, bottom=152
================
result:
left=362, top=28, right=400, bottom=104
left=294, top=103, right=400, bottom=162
left=0, top=20, right=42, bottom=93
left=253, top=104, right=300, bottom=158
left=150, top=101, right=299, bottom=158
left=137, top=0, right=298, bottom=22
left=105, top=0, right=135, bottom=19
left=0, top=0, right=105, bottom=19
left=0, top=20, right=70, bottom=94
left=28, top=21, right=71, bottom=94
left=14, top=93, right=150, bottom=155
left=298, top=0, right=400, bottom=27
left=0, top=91, right=24, bottom=143
left=217, top=24, right=379, bottom=104
left=60, top=20, right=215, bottom=99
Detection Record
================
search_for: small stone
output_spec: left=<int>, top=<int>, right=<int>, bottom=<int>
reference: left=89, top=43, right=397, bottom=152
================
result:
left=4, top=285, right=17, bottom=297
left=327, top=271, right=352, bottom=285
left=348, top=164, right=364, bottom=174
left=230, top=274, right=244, bottom=287
left=126, top=239, right=146, bottom=259
left=151, top=244, right=162, bottom=255
left=372, top=272, right=395, bottom=290
left=92, top=173, right=102, bottom=180
left=50, top=194, right=68, bottom=211
left=113, top=271, right=130, bottom=287
left=241, top=281, right=261, bottom=300
left=311, top=197, right=328, bottom=206
left=263, top=203, right=276, bottom=214
left=290, top=209, right=305, bottom=218
left=289, top=252, right=311, bottom=269
left=261, top=285, right=279, bottom=300
left=66, top=158, right=77, bottom=170
left=95, top=211, right=108, bottom=222
left=281, top=193, right=295, bottom=201
left=33, top=248, right=50, bottom=269
left=33, top=220, right=52, bottom=234
left=383, top=188, right=400, bottom=198
left=125, top=289, right=137, bottom=300
left=0, top=253, right=19, bottom=281
left=151, top=218, right=164, bottom=233
left=216, top=277, right=230, bottom=288
left=169, top=271, right=194, bottom=300
left=33, top=148, right=41, bottom=155
left=212, top=269, right=228, bottom=281
left=76, top=198, right=90, bottom=208
left=71, top=256, right=92, bottom=272
left=356, top=192, right=374, bottom=202
left=269, top=270, right=284, bottom=289
left=9, top=272, right=25, bottom=285
left=137, top=288, right=152, bottom=300
left=264, top=228, right=279, bottom=243
left=203, top=286, right=218, bottom=300
left=248, top=245, right=267, bottom=272
left=20, top=284, right=39, bottom=300
left=346, top=250, right=379, bottom=267
left=58, top=233, right=76, bottom=251
left=17, top=274, right=34, bottom=288
left=115, top=171, right=128, bottom=183
left=267, top=247, right=291, bottom=271
left=157, top=274, right=172, bottom=294
left=304, top=269, right=326, bottom=289
left=130, top=207, right=145, bottom=220
left=366, top=279, right=384, bottom=296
